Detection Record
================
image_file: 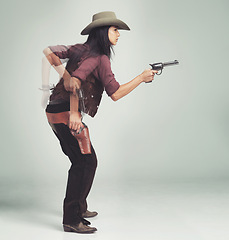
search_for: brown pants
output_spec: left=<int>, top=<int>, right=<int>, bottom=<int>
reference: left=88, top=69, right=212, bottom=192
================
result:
left=49, top=122, right=97, bottom=224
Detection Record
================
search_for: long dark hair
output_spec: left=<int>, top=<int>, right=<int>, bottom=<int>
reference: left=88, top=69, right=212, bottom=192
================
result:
left=85, top=26, right=113, bottom=59
left=66, top=26, right=113, bottom=73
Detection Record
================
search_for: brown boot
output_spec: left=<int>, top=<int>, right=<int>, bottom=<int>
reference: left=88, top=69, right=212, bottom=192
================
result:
left=82, top=210, right=98, bottom=218
left=63, top=222, right=97, bottom=234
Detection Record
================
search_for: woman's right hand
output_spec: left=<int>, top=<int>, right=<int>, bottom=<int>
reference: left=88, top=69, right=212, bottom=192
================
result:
left=140, top=69, right=158, bottom=83
left=41, top=90, right=50, bottom=109
left=64, top=77, right=81, bottom=95
left=69, top=111, right=84, bottom=133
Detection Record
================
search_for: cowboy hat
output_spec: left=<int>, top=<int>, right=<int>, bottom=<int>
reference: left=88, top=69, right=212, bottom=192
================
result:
left=81, top=11, right=130, bottom=35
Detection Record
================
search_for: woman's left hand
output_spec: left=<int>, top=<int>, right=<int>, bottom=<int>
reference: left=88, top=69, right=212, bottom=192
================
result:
left=69, top=111, right=84, bottom=133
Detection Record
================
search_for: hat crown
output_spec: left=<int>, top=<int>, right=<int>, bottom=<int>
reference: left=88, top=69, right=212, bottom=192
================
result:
left=81, top=11, right=130, bottom=35
left=92, top=11, right=117, bottom=22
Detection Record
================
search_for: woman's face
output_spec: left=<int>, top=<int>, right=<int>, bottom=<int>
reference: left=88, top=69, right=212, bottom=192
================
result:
left=108, top=26, right=120, bottom=45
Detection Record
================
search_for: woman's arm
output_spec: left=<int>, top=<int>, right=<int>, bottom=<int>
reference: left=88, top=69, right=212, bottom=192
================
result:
left=41, top=56, right=52, bottom=108
left=69, top=92, right=84, bottom=132
left=42, top=47, right=83, bottom=129
left=43, top=47, right=80, bottom=95
left=110, top=69, right=157, bottom=101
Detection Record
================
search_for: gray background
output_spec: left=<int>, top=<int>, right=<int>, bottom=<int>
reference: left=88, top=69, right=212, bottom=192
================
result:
left=1, top=0, right=229, bottom=239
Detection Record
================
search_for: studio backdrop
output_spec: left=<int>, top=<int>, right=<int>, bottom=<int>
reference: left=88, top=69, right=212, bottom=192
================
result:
left=0, top=0, right=228, bottom=187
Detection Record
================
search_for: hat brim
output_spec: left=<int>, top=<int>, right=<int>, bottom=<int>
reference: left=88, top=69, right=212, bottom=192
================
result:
left=81, top=18, right=130, bottom=35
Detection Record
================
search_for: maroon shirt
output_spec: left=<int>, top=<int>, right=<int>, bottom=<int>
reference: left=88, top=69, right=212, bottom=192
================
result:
left=49, top=44, right=120, bottom=117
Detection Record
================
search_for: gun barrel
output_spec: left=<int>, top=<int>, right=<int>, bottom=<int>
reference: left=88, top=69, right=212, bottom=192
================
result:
left=149, top=60, right=179, bottom=76
left=163, top=60, right=179, bottom=67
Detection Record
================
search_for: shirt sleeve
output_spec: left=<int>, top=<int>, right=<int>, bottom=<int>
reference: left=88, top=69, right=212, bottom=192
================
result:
left=48, top=45, right=72, bottom=59
left=98, top=55, right=120, bottom=96
left=71, top=56, right=99, bottom=81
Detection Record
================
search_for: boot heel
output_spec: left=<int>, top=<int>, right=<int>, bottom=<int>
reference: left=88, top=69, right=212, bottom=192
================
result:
left=63, top=223, right=96, bottom=234
left=63, top=225, right=73, bottom=232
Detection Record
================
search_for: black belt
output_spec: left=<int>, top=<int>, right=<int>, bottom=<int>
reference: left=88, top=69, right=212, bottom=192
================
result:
left=46, top=99, right=70, bottom=113
left=49, top=99, right=69, bottom=105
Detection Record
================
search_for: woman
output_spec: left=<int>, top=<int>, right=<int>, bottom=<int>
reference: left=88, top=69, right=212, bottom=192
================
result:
left=41, top=11, right=157, bottom=234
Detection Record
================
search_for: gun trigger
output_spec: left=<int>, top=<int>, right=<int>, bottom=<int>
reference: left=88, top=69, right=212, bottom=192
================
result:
left=156, top=69, right=162, bottom=75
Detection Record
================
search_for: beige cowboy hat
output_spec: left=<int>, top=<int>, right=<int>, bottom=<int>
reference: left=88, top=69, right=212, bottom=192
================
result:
left=81, top=11, right=130, bottom=35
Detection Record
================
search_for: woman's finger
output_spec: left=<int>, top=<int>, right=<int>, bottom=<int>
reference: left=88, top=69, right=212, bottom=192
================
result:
left=70, top=121, right=76, bottom=131
left=69, top=121, right=72, bottom=130
left=74, top=122, right=79, bottom=131
left=76, top=123, right=82, bottom=133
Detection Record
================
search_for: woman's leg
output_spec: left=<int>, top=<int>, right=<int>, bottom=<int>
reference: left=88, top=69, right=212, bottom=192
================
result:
left=79, top=144, right=98, bottom=213
left=51, top=123, right=97, bottom=224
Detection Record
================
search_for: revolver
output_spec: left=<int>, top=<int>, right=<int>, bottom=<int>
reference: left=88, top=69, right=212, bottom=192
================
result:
left=150, top=60, right=179, bottom=75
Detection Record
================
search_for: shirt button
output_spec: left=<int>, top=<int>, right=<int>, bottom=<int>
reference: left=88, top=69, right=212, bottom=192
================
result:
left=91, top=95, right=94, bottom=98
